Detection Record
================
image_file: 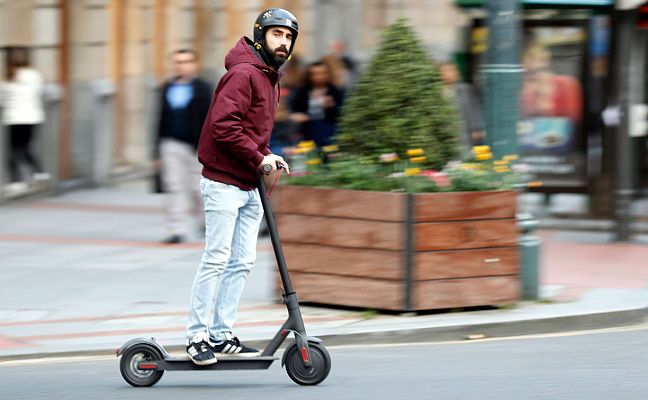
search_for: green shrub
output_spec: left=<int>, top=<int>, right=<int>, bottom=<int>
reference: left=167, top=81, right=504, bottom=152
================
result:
left=336, top=18, right=459, bottom=170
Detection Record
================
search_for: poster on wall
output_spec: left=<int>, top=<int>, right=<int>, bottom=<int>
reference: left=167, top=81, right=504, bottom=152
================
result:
left=470, top=14, right=609, bottom=188
left=517, top=25, right=587, bottom=185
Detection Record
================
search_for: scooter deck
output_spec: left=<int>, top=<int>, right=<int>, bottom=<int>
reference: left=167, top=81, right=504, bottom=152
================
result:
left=138, top=356, right=278, bottom=371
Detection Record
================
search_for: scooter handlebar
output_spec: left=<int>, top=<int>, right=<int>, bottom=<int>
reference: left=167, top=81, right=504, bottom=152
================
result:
left=261, top=163, right=283, bottom=174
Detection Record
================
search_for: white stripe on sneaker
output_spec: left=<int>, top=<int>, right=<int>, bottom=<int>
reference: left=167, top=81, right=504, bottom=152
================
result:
left=219, top=343, right=242, bottom=354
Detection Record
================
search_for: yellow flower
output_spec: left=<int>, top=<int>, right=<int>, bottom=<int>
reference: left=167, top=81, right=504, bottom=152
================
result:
left=322, top=145, right=339, bottom=153
left=475, top=152, right=493, bottom=161
left=493, top=160, right=509, bottom=166
left=462, top=163, right=479, bottom=170
left=494, top=166, right=511, bottom=173
left=406, top=148, right=424, bottom=157
left=472, top=145, right=491, bottom=154
left=291, top=147, right=310, bottom=155
left=404, top=168, right=421, bottom=176
left=298, top=140, right=316, bottom=149
left=305, top=159, right=322, bottom=165
left=503, top=154, right=519, bottom=162
left=409, top=156, right=427, bottom=163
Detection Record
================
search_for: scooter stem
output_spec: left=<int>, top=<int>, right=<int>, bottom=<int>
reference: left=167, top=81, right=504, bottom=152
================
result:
left=257, top=175, right=295, bottom=295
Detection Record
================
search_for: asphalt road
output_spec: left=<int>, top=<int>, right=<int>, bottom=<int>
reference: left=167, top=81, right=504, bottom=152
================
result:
left=1, top=325, right=647, bottom=400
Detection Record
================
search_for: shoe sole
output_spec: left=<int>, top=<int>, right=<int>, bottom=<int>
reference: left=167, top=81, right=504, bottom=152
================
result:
left=187, top=355, right=218, bottom=366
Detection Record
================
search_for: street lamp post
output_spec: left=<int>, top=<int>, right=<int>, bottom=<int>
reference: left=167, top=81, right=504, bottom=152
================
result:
left=613, top=1, right=644, bottom=241
left=612, top=8, right=636, bottom=241
left=482, top=0, right=523, bottom=159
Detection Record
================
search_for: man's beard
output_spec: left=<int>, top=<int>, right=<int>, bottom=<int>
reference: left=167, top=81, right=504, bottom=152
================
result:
left=266, top=44, right=289, bottom=67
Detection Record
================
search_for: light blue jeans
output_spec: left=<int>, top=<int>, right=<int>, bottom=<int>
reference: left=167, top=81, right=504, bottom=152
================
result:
left=186, top=177, right=263, bottom=341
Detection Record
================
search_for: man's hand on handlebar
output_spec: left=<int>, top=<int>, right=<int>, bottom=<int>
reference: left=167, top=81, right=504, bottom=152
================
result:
left=259, top=154, right=290, bottom=175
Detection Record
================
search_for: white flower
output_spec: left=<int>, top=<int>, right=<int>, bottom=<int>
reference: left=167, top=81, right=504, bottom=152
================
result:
left=512, top=163, right=530, bottom=173
left=379, top=153, right=400, bottom=163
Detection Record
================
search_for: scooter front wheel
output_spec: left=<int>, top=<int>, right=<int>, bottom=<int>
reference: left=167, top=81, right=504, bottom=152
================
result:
left=284, top=341, right=331, bottom=385
left=119, top=344, right=164, bottom=387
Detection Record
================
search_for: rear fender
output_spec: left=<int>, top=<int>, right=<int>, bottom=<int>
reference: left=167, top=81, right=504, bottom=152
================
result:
left=115, top=337, right=168, bottom=359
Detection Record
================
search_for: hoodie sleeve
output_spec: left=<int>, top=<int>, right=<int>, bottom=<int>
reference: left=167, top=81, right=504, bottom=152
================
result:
left=207, top=68, right=265, bottom=166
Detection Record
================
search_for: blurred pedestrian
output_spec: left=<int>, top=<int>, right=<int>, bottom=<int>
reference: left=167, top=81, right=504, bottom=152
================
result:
left=322, top=38, right=357, bottom=89
left=290, top=60, right=344, bottom=149
left=1, top=47, right=47, bottom=192
left=154, top=49, right=211, bottom=244
left=439, top=61, right=486, bottom=150
left=185, top=8, right=296, bottom=365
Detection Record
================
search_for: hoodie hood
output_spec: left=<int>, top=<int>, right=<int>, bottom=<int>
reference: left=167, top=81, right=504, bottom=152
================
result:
left=225, top=37, right=279, bottom=85
left=198, top=36, right=281, bottom=190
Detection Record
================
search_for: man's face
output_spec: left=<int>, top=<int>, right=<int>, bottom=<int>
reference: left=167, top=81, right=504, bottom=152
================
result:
left=264, top=26, right=293, bottom=66
left=309, top=64, right=329, bottom=86
left=172, top=52, right=197, bottom=79
left=439, top=64, right=459, bottom=85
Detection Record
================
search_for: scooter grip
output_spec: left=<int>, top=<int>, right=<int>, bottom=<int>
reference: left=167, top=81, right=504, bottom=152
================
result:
left=261, top=163, right=283, bottom=174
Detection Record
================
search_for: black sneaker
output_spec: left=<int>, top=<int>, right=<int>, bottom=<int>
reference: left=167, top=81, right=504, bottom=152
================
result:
left=186, top=333, right=217, bottom=365
left=210, top=332, right=261, bottom=357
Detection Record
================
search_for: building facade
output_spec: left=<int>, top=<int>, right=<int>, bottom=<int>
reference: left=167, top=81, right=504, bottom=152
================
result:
left=0, top=0, right=468, bottom=188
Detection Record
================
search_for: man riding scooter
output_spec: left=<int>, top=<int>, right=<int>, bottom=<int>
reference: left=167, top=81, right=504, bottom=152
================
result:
left=185, top=8, right=296, bottom=365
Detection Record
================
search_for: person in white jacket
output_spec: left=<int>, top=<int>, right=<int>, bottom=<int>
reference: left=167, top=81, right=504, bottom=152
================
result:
left=2, top=48, right=47, bottom=189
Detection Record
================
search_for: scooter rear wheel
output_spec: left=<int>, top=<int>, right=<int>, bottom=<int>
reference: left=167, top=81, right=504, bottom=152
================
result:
left=119, top=344, right=164, bottom=387
left=284, top=341, right=331, bottom=385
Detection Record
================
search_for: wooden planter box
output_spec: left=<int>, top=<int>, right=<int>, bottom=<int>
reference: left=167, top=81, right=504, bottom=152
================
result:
left=272, top=185, right=520, bottom=312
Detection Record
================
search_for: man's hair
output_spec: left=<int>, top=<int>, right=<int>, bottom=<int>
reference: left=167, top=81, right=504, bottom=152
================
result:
left=304, top=60, right=332, bottom=88
left=309, top=60, right=326, bottom=68
left=172, top=49, right=199, bottom=61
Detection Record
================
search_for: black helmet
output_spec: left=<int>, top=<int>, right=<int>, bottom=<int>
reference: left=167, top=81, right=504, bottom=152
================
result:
left=253, top=8, right=299, bottom=57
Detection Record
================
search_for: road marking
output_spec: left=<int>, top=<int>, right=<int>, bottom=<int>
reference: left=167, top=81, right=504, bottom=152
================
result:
left=0, top=304, right=279, bottom=327
left=0, top=355, right=118, bottom=366
left=0, top=235, right=203, bottom=249
left=25, top=202, right=164, bottom=214
left=3, top=323, right=648, bottom=366
left=3, top=315, right=361, bottom=342
left=0, top=235, right=273, bottom=251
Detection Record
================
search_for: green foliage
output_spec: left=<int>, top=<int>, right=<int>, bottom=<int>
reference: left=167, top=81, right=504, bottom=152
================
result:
left=336, top=19, right=459, bottom=170
left=287, top=157, right=415, bottom=192
left=285, top=145, right=527, bottom=194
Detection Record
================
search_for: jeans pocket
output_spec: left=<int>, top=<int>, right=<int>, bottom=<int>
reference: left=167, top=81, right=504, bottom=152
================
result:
left=201, top=177, right=235, bottom=191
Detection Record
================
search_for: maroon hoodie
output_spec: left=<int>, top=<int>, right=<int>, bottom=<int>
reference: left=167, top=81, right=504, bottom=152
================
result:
left=198, top=37, right=279, bottom=190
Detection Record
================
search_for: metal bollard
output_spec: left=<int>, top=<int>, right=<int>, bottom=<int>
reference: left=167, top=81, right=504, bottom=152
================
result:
left=517, top=212, right=542, bottom=300
left=88, top=79, right=115, bottom=186
left=0, top=123, right=6, bottom=204
left=40, top=83, right=63, bottom=193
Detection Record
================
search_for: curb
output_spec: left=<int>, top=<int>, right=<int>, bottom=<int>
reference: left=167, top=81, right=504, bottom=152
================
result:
left=317, top=306, right=648, bottom=346
left=2, top=305, right=647, bottom=363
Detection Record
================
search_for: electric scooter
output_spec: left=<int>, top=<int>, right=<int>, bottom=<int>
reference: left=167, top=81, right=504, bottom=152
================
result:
left=117, top=166, right=331, bottom=387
